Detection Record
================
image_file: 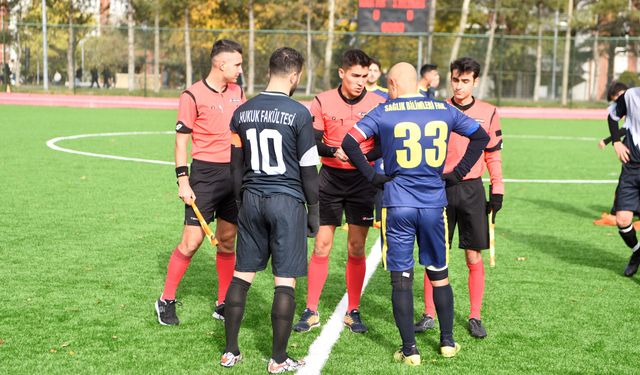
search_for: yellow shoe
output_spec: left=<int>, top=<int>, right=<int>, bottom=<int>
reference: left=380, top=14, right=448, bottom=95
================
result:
left=440, top=342, right=461, bottom=358
left=393, top=348, right=421, bottom=366
left=341, top=223, right=349, bottom=231
left=373, top=221, right=381, bottom=229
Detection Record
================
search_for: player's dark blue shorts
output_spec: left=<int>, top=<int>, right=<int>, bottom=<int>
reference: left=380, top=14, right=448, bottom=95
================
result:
left=615, top=164, right=640, bottom=213
left=235, top=190, right=308, bottom=277
left=382, top=206, right=448, bottom=272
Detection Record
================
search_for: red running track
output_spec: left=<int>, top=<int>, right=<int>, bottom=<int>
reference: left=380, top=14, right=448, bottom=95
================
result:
left=0, top=92, right=607, bottom=120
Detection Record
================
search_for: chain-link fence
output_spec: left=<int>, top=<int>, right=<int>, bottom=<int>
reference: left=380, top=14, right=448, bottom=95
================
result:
left=4, top=23, right=640, bottom=103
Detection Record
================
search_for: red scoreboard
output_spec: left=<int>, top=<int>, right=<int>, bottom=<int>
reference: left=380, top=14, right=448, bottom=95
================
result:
left=358, top=0, right=429, bottom=33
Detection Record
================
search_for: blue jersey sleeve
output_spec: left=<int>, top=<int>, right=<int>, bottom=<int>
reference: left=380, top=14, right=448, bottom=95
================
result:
left=353, top=107, right=381, bottom=141
left=448, top=103, right=479, bottom=137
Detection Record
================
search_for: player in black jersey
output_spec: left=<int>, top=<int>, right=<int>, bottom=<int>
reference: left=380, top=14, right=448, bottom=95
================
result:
left=220, top=47, right=320, bottom=374
left=607, top=82, right=640, bottom=277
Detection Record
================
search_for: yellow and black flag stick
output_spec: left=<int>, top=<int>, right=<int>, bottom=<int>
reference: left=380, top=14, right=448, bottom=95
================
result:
left=190, top=200, right=218, bottom=247
left=489, top=211, right=496, bottom=267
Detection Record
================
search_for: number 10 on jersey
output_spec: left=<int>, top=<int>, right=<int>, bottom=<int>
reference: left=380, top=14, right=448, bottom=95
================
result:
left=245, top=128, right=286, bottom=175
left=394, top=121, right=448, bottom=169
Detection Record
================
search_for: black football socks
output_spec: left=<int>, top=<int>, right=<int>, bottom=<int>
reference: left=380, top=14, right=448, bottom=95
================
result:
left=224, top=277, right=251, bottom=355
left=433, top=284, right=455, bottom=345
left=271, top=285, right=296, bottom=364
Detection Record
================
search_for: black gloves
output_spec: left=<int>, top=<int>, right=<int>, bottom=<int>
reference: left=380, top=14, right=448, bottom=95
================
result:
left=442, top=170, right=463, bottom=187
left=487, top=193, right=503, bottom=223
left=307, top=203, right=320, bottom=238
left=371, top=173, right=393, bottom=189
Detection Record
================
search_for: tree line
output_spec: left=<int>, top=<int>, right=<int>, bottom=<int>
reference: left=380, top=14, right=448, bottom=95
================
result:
left=1, top=0, right=639, bottom=101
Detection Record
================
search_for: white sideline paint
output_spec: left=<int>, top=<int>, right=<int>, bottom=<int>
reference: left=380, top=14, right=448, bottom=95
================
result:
left=298, top=237, right=382, bottom=375
left=45, top=131, right=174, bottom=165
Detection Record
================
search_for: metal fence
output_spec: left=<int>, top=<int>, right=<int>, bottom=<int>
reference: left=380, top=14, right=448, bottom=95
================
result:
left=4, top=23, right=640, bottom=103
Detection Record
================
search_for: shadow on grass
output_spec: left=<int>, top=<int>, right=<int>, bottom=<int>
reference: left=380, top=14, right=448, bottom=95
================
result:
left=500, top=227, right=640, bottom=286
left=520, top=197, right=602, bottom=221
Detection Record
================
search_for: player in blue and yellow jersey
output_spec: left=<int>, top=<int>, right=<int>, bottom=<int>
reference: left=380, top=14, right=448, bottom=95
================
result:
left=366, top=58, right=388, bottom=227
left=341, top=62, right=489, bottom=366
left=418, top=63, right=439, bottom=99
left=366, top=58, right=389, bottom=100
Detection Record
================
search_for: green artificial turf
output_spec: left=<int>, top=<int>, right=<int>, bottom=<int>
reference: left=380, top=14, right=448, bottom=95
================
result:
left=1, top=105, right=638, bottom=374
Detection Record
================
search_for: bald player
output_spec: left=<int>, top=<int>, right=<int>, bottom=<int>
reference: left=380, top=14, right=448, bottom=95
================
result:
left=341, top=62, right=489, bottom=365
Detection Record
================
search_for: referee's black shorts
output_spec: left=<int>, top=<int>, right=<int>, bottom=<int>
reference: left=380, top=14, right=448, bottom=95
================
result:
left=615, top=164, right=640, bottom=213
left=318, top=165, right=377, bottom=227
left=184, top=159, right=238, bottom=226
left=445, top=178, right=489, bottom=251
left=235, top=190, right=308, bottom=278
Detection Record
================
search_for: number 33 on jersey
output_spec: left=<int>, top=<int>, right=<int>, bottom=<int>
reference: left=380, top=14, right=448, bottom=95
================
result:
left=350, top=95, right=480, bottom=208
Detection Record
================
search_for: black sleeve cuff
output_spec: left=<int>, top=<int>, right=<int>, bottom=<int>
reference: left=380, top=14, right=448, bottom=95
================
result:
left=314, top=129, right=337, bottom=157
left=341, top=134, right=376, bottom=181
left=608, top=115, right=621, bottom=143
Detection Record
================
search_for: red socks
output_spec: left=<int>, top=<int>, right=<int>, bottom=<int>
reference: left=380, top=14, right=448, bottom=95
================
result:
left=216, top=251, right=236, bottom=305
left=307, top=255, right=367, bottom=312
left=423, top=273, right=436, bottom=317
left=346, top=255, right=366, bottom=311
left=161, top=248, right=193, bottom=301
left=306, top=254, right=329, bottom=311
left=467, top=260, right=485, bottom=320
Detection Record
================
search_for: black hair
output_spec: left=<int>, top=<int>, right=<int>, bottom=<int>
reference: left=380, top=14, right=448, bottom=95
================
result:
left=607, top=81, right=629, bottom=101
left=210, top=39, right=243, bottom=60
left=420, top=63, right=438, bottom=77
left=269, top=47, right=305, bottom=77
left=450, top=57, right=481, bottom=79
left=369, top=58, right=381, bottom=69
left=341, top=49, right=372, bottom=69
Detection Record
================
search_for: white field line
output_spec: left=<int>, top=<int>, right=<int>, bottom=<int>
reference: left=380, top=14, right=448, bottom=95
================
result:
left=45, top=131, right=174, bottom=165
left=498, top=179, right=617, bottom=184
left=505, top=134, right=600, bottom=142
left=46, top=132, right=620, bottom=184
left=298, top=237, right=382, bottom=375
left=44, top=131, right=617, bottom=373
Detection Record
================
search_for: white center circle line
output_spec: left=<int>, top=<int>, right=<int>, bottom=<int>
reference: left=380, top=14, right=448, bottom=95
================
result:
left=46, top=131, right=174, bottom=165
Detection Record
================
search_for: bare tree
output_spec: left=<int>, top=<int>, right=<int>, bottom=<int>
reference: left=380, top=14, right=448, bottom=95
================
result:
left=66, top=0, right=74, bottom=90
left=479, top=0, right=499, bottom=99
left=426, top=0, right=437, bottom=62
left=127, top=0, right=135, bottom=91
left=449, top=0, right=471, bottom=65
left=561, top=0, right=573, bottom=106
left=590, top=15, right=599, bottom=100
left=247, top=0, right=255, bottom=94
left=322, top=0, right=335, bottom=90
left=184, top=6, right=192, bottom=88
left=153, top=2, right=160, bottom=92
left=305, top=0, right=313, bottom=95
left=534, top=3, right=543, bottom=102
